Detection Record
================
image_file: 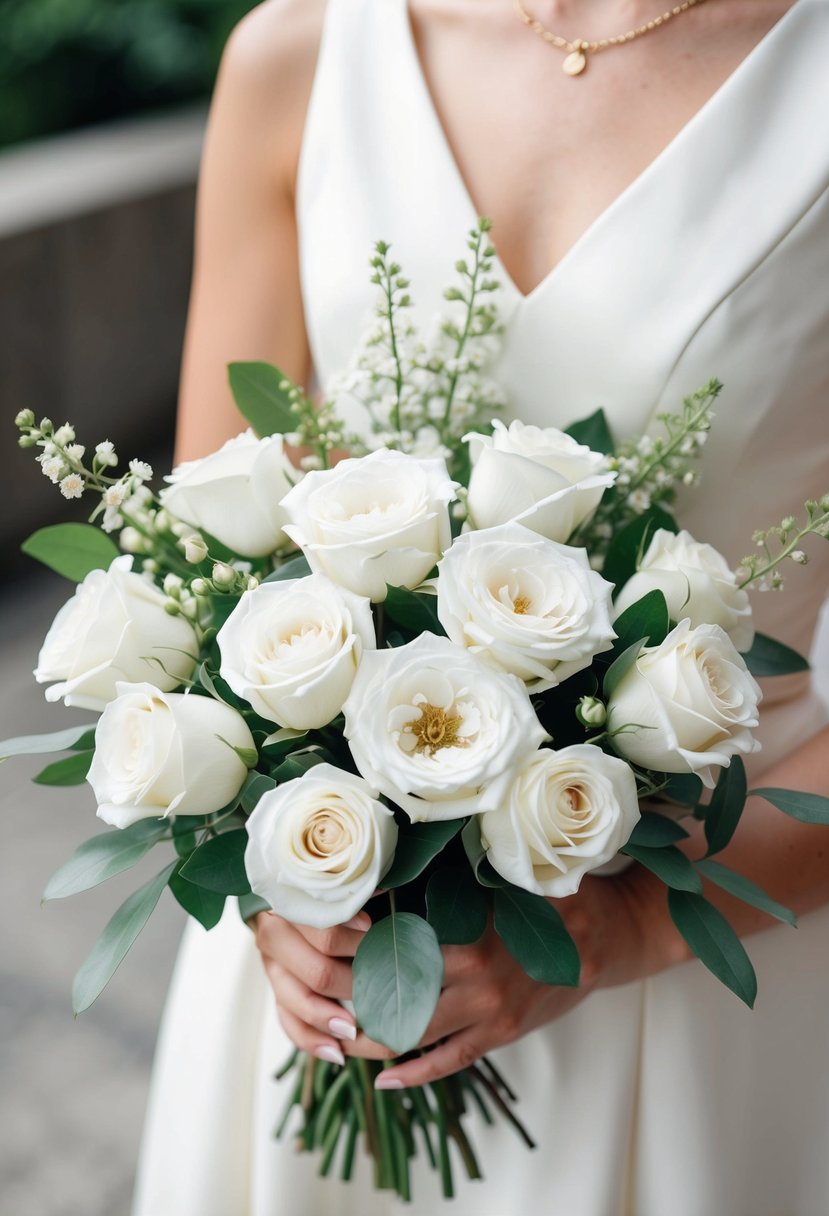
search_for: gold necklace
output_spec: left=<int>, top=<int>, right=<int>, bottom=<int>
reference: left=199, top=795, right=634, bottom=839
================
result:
left=513, top=0, right=708, bottom=76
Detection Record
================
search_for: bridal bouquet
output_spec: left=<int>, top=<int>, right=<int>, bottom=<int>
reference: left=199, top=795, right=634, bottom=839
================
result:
left=7, top=222, right=829, bottom=1199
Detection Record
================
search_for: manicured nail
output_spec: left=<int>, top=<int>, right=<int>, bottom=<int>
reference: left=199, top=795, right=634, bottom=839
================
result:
left=344, top=913, right=371, bottom=932
left=315, top=1043, right=345, bottom=1066
left=375, top=1075, right=405, bottom=1090
left=328, top=1017, right=357, bottom=1041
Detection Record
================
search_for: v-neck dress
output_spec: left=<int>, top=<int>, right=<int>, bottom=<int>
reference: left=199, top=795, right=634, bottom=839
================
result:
left=133, top=2, right=829, bottom=1212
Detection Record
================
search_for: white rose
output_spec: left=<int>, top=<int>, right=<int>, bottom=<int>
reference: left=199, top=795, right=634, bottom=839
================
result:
left=436, top=522, right=615, bottom=690
left=281, top=449, right=457, bottom=601
left=88, top=682, right=254, bottom=828
left=342, top=633, right=547, bottom=822
left=480, top=745, right=640, bottom=897
left=465, top=419, right=616, bottom=543
left=613, top=529, right=754, bottom=652
left=160, top=429, right=296, bottom=557
left=244, top=764, right=397, bottom=928
left=217, top=574, right=375, bottom=730
left=607, top=620, right=761, bottom=787
left=34, top=556, right=197, bottom=711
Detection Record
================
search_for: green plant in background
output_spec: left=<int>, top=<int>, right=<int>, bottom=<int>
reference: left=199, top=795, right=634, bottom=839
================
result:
left=0, top=0, right=257, bottom=149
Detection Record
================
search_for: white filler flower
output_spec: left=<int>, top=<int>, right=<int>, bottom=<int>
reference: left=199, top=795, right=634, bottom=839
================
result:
left=607, top=620, right=761, bottom=786
left=160, top=429, right=296, bottom=557
left=436, top=522, right=616, bottom=690
left=281, top=448, right=457, bottom=601
left=465, top=419, right=615, bottom=543
left=217, top=574, right=375, bottom=730
left=35, top=555, right=197, bottom=710
left=244, top=764, right=397, bottom=928
left=613, top=528, right=755, bottom=652
left=480, top=745, right=640, bottom=897
left=343, top=633, right=547, bottom=822
left=88, top=683, right=254, bottom=828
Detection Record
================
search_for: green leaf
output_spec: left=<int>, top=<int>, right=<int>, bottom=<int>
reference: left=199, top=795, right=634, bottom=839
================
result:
left=602, top=507, right=678, bottom=594
left=169, top=872, right=226, bottom=930
left=383, top=586, right=446, bottom=639
left=382, top=819, right=463, bottom=888
left=659, top=772, right=703, bottom=806
left=602, top=640, right=644, bottom=701
left=72, top=862, right=177, bottom=1014
left=426, top=868, right=488, bottom=945
left=21, top=523, right=120, bottom=582
left=171, top=815, right=201, bottom=858
left=218, top=737, right=258, bottom=768
left=704, top=757, right=747, bottom=856
left=460, top=816, right=507, bottom=888
left=667, top=890, right=757, bottom=1007
left=0, top=722, right=98, bottom=761
left=493, top=885, right=580, bottom=986
left=611, top=589, right=670, bottom=655
left=43, top=820, right=168, bottom=901
left=741, top=632, right=809, bottom=677
left=262, top=554, right=312, bottom=583
left=564, top=408, right=614, bottom=455
left=623, top=843, right=702, bottom=892
left=695, top=859, right=797, bottom=927
left=228, top=361, right=297, bottom=438
left=240, top=771, right=278, bottom=814
left=33, top=750, right=93, bottom=786
left=180, top=830, right=251, bottom=895
left=628, top=811, right=690, bottom=848
left=238, top=892, right=271, bottom=923
left=750, top=787, right=829, bottom=825
left=352, top=913, right=444, bottom=1054
left=270, top=751, right=326, bottom=785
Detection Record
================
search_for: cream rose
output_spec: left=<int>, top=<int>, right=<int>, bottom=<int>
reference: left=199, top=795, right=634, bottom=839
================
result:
left=613, top=529, right=754, bottom=651
left=244, top=764, right=397, bottom=928
left=281, top=449, right=457, bottom=601
left=34, top=556, right=197, bottom=711
left=217, top=574, right=375, bottom=730
left=480, top=745, right=640, bottom=897
left=465, top=419, right=615, bottom=543
left=436, top=522, right=615, bottom=690
left=160, top=429, right=296, bottom=557
left=88, top=682, right=254, bottom=828
left=607, top=620, right=761, bottom=786
left=342, top=634, right=547, bottom=822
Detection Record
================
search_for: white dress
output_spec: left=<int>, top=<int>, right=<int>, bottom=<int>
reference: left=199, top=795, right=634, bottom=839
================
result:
left=133, top=2, right=829, bottom=1212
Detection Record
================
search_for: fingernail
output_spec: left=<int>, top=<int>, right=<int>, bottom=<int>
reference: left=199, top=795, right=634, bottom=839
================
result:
left=374, top=1075, right=404, bottom=1090
left=315, top=1044, right=345, bottom=1066
left=328, top=1017, right=357, bottom=1041
left=344, top=913, right=371, bottom=932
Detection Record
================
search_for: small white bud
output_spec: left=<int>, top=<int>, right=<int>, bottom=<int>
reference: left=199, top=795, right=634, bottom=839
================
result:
left=576, top=696, right=607, bottom=729
left=53, top=424, right=76, bottom=446
left=190, top=578, right=209, bottom=597
left=154, top=509, right=171, bottom=532
left=15, top=409, right=35, bottom=429
left=180, top=597, right=199, bottom=621
left=142, top=559, right=159, bottom=575
left=163, top=574, right=184, bottom=598
left=164, top=600, right=181, bottom=616
left=119, top=526, right=144, bottom=554
left=171, top=520, right=191, bottom=540
left=246, top=575, right=260, bottom=591
left=790, top=550, right=808, bottom=565
left=95, top=440, right=118, bottom=467
left=212, top=562, right=237, bottom=590
left=182, top=534, right=208, bottom=564
left=18, top=433, right=38, bottom=448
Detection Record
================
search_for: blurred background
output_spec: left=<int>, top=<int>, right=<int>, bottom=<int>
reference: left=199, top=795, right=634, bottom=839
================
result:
left=1, top=4, right=254, bottom=1212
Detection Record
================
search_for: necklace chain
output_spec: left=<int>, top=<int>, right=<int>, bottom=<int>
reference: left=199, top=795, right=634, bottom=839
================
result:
left=513, top=0, right=708, bottom=74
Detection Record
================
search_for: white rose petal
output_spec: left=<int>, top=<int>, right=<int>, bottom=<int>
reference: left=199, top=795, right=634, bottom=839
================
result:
left=160, top=429, right=296, bottom=558
left=480, top=745, right=640, bottom=897
left=244, top=764, right=397, bottom=928
left=342, top=633, right=547, bottom=822
left=281, top=449, right=457, bottom=602
left=34, top=556, right=198, bottom=710
left=465, top=419, right=616, bottom=543
left=217, top=574, right=375, bottom=730
left=607, top=619, right=762, bottom=787
left=437, top=522, right=616, bottom=690
left=613, top=529, right=755, bottom=652
left=88, top=682, right=254, bottom=828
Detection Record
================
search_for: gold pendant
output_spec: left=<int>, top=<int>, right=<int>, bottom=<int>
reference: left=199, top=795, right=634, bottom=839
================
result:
left=562, top=46, right=587, bottom=76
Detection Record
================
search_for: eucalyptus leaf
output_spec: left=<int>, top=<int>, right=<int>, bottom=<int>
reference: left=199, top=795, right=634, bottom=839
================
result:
left=21, top=523, right=120, bottom=582
left=622, top=843, right=702, bottom=892
left=383, top=586, right=446, bottom=639
left=695, top=859, right=797, bottom=927
left=238, top=892, right=271, bottom=924
left=43, top=820, right=167, bottom=901
left=382, top=819, right=463, bottom=888
left=169, top=873, right=226, bottom=930
left=262, top=554, right=312, bottom=583
left=426, top=868, right=488, bottom=945
left=352, top=913, right=444, bottom=1054
left=228, top=361, right=297, bottom=437
left=602, top=506, right=678, bottom=594
left=750, top=787, right=829, bottom=825
left=667, top=890, right=757, bottom=1007
left=33, top=750, right=93, bottom=786
left=741, top=632, right=809, bottom=678
left=703, top=757, right=747, bottom=856
left=180, top=830, right=251, bottom=895
left=564, top=407, right=614, bottom=455
left=240, top=771, right=278, bottom=814
left=627, top=811, right=690, bottom=848
left=72, top=861, right=177, bottom=1014
left=493, top=885, right=580, bottom=986
left=460, top=817, right=507, bottom=888
left=602, top=640, right=644, bottom=701
left=611, top=589, right=670, bottom=655
left=270, top=751, right=326, bottom=785
left=659, top=772, right=703, bottom=806
left=0, top=722, right=98, bottom=761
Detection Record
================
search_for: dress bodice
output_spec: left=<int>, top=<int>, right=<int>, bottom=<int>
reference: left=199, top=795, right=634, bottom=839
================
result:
left=296, top=0, right=829, bottom=758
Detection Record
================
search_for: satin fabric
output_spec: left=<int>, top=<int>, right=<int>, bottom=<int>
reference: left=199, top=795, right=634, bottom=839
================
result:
left=134, top=2, right=829, bottom=1211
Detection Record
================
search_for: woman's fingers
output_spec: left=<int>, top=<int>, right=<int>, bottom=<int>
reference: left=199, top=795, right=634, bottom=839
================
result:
left=256, top=915, right=354, bottom=1000
left=374, top=1029, right=489, bottom=1089
left=264, top=962, right=357, bottom=1042
left=297, top=912, right=371, bottom=959
left=275, top=1003, right=347, bottom=1067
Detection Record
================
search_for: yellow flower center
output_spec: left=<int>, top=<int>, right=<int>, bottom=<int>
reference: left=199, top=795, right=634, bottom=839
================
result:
left=512, top=594, right=532, bottom=615
left=405, top=703, right=466, bottom=756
